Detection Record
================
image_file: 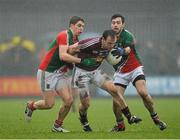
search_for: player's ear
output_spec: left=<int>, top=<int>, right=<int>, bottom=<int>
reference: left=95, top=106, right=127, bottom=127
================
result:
left=122, top=23, right=125, bottom=28
left=70, top=23, right=75, bottom=29
left=101, top=37, right=105, bottom=45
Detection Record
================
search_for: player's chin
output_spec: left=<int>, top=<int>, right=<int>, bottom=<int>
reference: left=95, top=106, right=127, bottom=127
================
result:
left=113, top=29, right=120, bottom=34
left=78, top=31, right=82, bottom=35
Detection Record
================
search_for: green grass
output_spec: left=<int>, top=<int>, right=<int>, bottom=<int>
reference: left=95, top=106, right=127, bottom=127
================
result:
left=0, top=97, right=179, bottom=139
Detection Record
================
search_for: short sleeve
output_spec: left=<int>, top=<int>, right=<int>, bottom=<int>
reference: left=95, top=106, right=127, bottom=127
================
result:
left=56, top=30, right=68, bottom=46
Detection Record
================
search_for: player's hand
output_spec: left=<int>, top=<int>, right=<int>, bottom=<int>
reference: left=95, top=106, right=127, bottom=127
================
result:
left=80, top=58, right=97, bottom=66
left=111, top=47, right=125, bottom=56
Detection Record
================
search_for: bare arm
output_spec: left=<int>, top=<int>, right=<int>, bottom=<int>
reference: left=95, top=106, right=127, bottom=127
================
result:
left=59, top=43, right=81, bottom=64
left=68, top=42, right=80, bottom=54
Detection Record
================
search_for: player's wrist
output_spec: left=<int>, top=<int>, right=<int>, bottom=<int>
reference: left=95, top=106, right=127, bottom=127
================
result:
left=111, top=47, right=126, bottom=56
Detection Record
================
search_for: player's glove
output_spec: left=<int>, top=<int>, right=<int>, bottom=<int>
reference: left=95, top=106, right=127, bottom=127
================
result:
left=111, top=47, right=126, bottom=56
left=80, top=58, right=97, bottom=66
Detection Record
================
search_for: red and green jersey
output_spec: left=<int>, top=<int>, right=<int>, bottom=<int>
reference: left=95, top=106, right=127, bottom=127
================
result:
left=39, top=29, right=78, bottom=72
left=115, top=29, right=142, bottom=73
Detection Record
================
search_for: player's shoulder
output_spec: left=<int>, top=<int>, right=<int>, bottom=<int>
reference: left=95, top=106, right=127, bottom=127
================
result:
left=78, top=37, right=100, bottom=49
left=123, top=29, right=135, bottom=38
left=57, top=30, right=68, bottom=38
left=85, top=37, right=100, bottom=42
left=80, top=37, right=100, bottom=45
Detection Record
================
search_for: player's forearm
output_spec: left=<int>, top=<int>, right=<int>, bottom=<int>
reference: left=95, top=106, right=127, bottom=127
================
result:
left=68, top=44, right=80, bottom=55
left=60, top=53, right=81, bottom=63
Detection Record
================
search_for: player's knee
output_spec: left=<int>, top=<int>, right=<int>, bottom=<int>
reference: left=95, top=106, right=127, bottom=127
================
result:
left=82, top=103, right=90, bottom=110
left=110, top=90, right=119, bottom=98
left=64, top=97, right=73, bottom=108
left=137, top=88, right=147, bottom=97
left=84, top=102, right=90, bottom=109
left=113, top=99, right=118, bottom=106
left=103, top=82, right=118, bottom=96
left=80, top=100, right=90, bottom=110
left=45, top=102, right=55, bottom=109
left=140, top=93, right=148, bottom=100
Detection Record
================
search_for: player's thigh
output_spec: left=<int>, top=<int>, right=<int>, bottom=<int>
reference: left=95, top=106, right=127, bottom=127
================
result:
left=93, top=70, right=118, bottom=94
left=42, top=91, right=56, bottom=106
left=56, top=77, right=73, bottom=103
left=101, top=80, right=116, bottom=94
left=93, top=70, right=112, bottom=87
left=58, top=87, right=73, bottom=104
left=131, top=67, right=147, bottom=95
left=72, top=67, right=91, bottom=101
left=37, top=69, right=61, bottom=92
left=71, top=87, right=79, bottom=99
left=101, top=80, right=126, bottom=97
left=115, top=85, right=126, bottom=96
left=37, top=70, right=57, bottom=104
left=72, top=67, right=92, bottom=88
left=113, top=72, right=130, bottom=87
left=134, top=79, right=148, bottom=96
left=131, top=66, right=145, bottom=86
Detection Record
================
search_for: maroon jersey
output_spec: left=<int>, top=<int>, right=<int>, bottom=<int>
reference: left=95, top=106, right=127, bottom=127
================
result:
left=76, top=37, right=109, bottom=71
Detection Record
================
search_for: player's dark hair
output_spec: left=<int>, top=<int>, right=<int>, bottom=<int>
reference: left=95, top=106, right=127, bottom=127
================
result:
left=102, top=30, right=116, bottom=40
left=69, top=16, right=85, bottom=26
left=111, top=14, right=125, bottom=23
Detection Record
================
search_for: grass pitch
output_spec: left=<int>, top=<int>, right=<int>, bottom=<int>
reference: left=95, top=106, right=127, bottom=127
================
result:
left=0, top=97, right=179, bottom=139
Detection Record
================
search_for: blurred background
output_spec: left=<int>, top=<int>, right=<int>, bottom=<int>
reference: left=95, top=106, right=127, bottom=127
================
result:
left=0, top=0, right=180, bottom=97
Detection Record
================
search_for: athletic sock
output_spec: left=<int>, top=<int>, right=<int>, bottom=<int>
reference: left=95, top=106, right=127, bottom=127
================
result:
left=116, top=115, right=124, bottom=123
left=54, top=120, right=63, bottom=128
left=117, top=117, right=125, bottom=128
left=151, top=112, right=161, bottom=124
left=151, top=112, right=158, bottom=119
left=121, top=106, right=131, bottom=121
left=79, top=112, right=88, bottom=124
left=117, top=121, right=125, bottom=129
left=28, top=101, right=36, bottom=111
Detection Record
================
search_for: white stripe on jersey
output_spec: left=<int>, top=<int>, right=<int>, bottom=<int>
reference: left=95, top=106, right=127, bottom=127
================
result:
left=78, top=37, right=100, bottom=49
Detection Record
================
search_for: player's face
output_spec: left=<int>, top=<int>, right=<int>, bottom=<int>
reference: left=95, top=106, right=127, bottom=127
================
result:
left=71, top=21, right=85, bottom=36
left=111, top=17, right=125, bottom=34
left=102, top=36, right=117, bottom=50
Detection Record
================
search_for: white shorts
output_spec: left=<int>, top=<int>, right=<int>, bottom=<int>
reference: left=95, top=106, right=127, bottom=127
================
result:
left=72, top=67, right=111, bottom=89
left=37, top=69, right=72, bottom=92
left=113, top=66, right=145, bottom=86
